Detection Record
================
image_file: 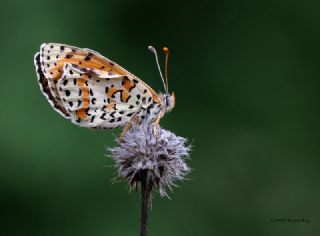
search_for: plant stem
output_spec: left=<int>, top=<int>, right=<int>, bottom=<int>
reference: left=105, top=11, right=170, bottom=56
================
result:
left=140, top=171, right=152, bottom=236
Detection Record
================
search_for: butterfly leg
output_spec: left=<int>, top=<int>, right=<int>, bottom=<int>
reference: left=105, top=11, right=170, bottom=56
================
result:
left=153, top=108, right=165, bottom=135
left=118, top=114, right=139, bottom=142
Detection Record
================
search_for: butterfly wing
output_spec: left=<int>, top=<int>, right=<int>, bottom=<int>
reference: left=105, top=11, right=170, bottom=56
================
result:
left=35, top=43, right=160, bottom=129
left=34, top=52, right=70, bottom=118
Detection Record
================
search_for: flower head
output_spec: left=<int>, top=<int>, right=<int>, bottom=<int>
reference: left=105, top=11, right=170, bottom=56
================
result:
left=109, top=120, right=191, bottom=197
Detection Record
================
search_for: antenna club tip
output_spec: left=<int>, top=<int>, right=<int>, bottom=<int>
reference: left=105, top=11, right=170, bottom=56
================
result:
left=148, top=45, right=155, bottom=51
left=163, top=47, right=169, bottom=53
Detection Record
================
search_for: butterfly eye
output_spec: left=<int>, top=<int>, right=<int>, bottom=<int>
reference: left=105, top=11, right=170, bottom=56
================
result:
left=165, top=96, right=170, bottom=107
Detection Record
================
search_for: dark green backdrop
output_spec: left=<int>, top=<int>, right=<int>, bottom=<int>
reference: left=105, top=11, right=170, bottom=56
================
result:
left=1, top=0, right=319, bottom=235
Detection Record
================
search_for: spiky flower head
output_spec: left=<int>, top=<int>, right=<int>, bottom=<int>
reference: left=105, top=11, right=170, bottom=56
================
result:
left=109, top=120, right=191, bottom=197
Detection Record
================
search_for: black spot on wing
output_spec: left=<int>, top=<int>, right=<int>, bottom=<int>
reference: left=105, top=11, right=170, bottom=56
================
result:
left=147, top=103, right=154, bottom=109
left=110, top=111, right=116, bottom=118
left=111, top=90, right=123, bottom=99
left=85, top=107, right=90, bottom=116
left=100, top=113, right=107, bottom=120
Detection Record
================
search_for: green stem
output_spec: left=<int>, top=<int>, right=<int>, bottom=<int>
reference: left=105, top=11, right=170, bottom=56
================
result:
left=140, top=171, right=152, bottom=236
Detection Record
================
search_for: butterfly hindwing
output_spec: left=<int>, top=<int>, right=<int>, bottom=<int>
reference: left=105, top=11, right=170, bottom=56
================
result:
left=57, top=64, right=141, bottom=128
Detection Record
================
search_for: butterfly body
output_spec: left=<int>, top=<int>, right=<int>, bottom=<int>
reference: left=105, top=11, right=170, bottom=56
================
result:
left=34, top=43, right=174, bottom=133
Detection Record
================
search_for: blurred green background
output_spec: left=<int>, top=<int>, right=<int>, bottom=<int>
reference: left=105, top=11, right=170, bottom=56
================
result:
left=1, top=0, right=319, bottom=235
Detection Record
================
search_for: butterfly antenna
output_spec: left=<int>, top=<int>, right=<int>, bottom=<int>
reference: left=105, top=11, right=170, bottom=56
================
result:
left=148, top=46, right=168, bottom=93
left=163, top=47, right=169, bottom=92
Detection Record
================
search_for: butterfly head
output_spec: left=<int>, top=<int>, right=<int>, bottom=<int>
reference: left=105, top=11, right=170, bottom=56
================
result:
left=148, top=46, right=175, bottom=112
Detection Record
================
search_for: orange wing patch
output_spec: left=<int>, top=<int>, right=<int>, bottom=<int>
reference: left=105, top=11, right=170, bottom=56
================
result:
left=121, top=90, right=131, bottom=102
left=76, top=108, right=88, bottom=120
left=48, top=50, right=126, bottom=81
left=122, top=76, right=136, bottom=92
left=106, top=87, right=118, bottom=98
left=107, top=103, right=116, bottom=111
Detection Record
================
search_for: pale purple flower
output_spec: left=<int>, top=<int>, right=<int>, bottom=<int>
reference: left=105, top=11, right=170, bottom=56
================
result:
left=108, top=120, right=191, bottom=197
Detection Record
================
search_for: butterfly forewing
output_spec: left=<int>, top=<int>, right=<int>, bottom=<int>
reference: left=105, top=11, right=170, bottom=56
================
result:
left=35, top=43, right=159, bottom=129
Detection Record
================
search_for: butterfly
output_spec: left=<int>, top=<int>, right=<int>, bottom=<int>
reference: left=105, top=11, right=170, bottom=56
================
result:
left=34, top=43, right=175, bottom=139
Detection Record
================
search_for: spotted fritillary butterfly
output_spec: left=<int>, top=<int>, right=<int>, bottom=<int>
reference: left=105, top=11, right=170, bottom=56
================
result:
left=34, top=43, right=175, bottom=138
